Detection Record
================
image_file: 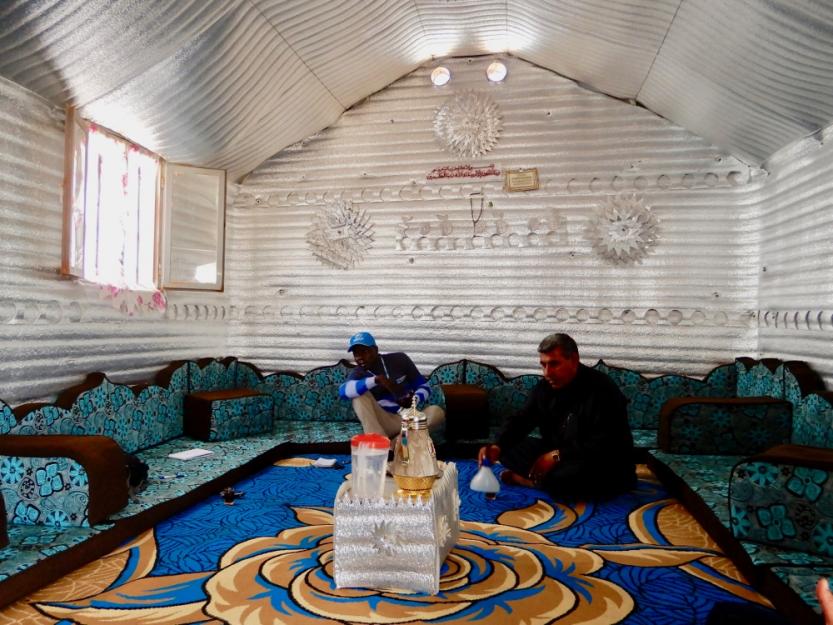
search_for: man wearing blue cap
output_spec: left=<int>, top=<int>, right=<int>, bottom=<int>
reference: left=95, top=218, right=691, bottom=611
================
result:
left=338, top=331, right=445, bottom=437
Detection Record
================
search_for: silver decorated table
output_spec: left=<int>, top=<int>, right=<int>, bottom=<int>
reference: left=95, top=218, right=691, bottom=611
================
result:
left=333, top=461, right=460, bottom=595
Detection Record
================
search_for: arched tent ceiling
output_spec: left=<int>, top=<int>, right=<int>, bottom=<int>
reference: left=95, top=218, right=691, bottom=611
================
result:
left=1, top=0, right=832, bottom=181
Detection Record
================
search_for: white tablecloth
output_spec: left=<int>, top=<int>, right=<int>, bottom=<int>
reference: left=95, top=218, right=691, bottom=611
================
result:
left=333, top=461, right=460, bottom=595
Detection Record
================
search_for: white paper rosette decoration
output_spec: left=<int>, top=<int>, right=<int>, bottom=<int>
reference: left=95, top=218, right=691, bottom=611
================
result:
left=586, top=193, right=659, bottom=264
left=434, top=90, right=502, bottom=158
left=306, top=199, right=374, bottom=270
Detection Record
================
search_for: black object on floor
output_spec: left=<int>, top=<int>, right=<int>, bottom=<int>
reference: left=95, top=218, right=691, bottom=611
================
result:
left=705, top=601, right=794, bottom=625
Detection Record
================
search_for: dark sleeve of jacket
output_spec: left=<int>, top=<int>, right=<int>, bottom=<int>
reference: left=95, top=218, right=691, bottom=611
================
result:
left=542, top=368, right=634, bottom=491
left=496, top=381, right=547, bottom=450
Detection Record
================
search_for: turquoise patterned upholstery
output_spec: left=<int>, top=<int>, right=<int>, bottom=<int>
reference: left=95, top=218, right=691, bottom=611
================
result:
left=631, top=429, right=658, bottom=449
left=730, top=454, right=833, bottom=558
left=0, top=401, right=15, bottom=435
left=793, top=392, right=833, bottom=448
left=487, top=375, right=539, bottom=424
left=736, top=360, right=784, bottom=399
left=4, top=377, right=185, bottom=454
left=0, top=456, right=90, bottom=528
left=769, top=566, right=833, bottom=616
left=594, top=361, right=736, bottom=445
left=427, top=362, right=464, bottom=386
left=426, top=360, right=539, bottom=436
left=650, top=451, right=741, bottom=526
left=264, top=361, right=356, bottom=422
left=205, top=395, right=274, bottom=441
left=662, top=400, right=792, bottom=455
left=653, top=359, right=830, bottom=618
left=271, top=420, right=363, bottom=443
left=741, top=541, right=833, bottom=567
left=0, top=524, right=106, bottom=583
left=189, top=358, right=238, bottom=393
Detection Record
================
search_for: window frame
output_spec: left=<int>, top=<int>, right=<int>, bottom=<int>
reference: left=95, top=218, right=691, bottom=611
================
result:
left=61, top=107, right=162, bottom=289
left=159, top=163, right=226, bottom=292
left=62, top=108, right=227, bottom=293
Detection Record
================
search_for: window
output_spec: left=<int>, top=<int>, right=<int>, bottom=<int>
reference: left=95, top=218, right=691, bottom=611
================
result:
left=160, top=164, right=226, bottom=291
left=63, top=108, right=226, bottom=293
left=62, top=108, right=160, bottom=290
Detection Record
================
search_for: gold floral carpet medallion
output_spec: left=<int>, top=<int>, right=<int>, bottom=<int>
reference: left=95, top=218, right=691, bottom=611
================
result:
left=4, top=461, right=772, bottom=624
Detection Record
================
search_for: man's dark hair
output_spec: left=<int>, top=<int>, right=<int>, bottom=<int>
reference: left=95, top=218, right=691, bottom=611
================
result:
left=537, top=333, right=578, bottom=357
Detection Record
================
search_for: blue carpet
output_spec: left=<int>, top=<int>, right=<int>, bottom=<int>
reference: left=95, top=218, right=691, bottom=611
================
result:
left=24, top=456, right=781, bottom=624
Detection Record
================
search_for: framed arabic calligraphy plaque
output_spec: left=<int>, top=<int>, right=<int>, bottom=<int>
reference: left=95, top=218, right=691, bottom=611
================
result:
left=504, top=168, right=539, bottom=192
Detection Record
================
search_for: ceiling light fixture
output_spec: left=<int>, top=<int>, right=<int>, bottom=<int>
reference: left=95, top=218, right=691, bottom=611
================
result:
left=431, top=66, right=451, bottom=86
left=486, top=61, right=507, bottom=83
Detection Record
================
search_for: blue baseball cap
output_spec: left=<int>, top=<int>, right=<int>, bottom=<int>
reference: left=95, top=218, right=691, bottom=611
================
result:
left=347, top=331, right=376, bottom=352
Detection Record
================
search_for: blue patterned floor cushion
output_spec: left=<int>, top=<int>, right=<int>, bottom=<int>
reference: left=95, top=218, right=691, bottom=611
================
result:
left=184, top=390, right=274, bottom=441
left=660, top=397, right=792, bottom=454
left=632, top=429, right=658, bottom=449
left=730, top=445, right=833, bottom=558
left=651, top=451, right=741, bottom=526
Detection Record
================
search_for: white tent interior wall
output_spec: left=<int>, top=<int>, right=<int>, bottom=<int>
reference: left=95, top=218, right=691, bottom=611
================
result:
left=0, top=1, right=832, bottom=405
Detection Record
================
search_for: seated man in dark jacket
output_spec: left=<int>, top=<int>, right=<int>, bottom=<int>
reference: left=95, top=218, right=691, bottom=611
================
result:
left=479, top=333, right=635, bottom=498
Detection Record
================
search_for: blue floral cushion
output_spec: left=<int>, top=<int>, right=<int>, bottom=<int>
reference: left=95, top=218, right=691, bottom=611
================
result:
left=651, top=451, right=740, bottom=526
left=736, top=361, right=784, bottom=399
left=427, top=362, right=463, bottom=386
left=0, top=456, right=91, bottom=527
left=207, top=395, right=274, bottom=441
left=0, top=524, right=106, bottom=583
left=189, top=359, right=238, bottom=393
left=793, top=393, right=833, bottom=449
left=730, top=458, right=833, bottom=557
left=662, top=400, right=792, bottom=454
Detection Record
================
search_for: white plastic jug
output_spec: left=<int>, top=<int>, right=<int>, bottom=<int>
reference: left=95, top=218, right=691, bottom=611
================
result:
left=350, top=433, right=389, bottom=499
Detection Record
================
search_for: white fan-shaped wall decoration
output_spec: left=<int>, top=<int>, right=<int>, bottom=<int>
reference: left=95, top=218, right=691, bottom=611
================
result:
left=306, top=200, right=374, bottom=270
left=433, top=90, right=503, bottom=159
left=586, top=193, right=659, bottom=265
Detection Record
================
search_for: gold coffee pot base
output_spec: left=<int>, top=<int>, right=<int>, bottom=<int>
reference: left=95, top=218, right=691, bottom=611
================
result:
left=393, top=474, right=437, bottom=498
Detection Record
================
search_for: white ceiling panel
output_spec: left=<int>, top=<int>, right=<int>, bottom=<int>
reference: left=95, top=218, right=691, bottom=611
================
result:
left=414, top=0, right=508, bottom=57
left=79, top=3, right=343, bottom=181
left=1, top=0, right=833, bottom=178
left=508, top=0, right=680, bottom=98
left=639, top=0, right=833, bottom=165
left=0, top=0, right=237, bottom=106
left=253, top=0, right=425, bottom=108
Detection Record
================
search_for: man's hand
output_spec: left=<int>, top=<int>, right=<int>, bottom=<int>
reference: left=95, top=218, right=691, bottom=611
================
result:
left=375, top=375, right=404, bottom=397
left=477, top=444, right=501, bottom=466
left=396, top=393, right=414, bottom=408
left=528, top=450, right=560, bottom=485
left=817, top=577, right=833, bottom=625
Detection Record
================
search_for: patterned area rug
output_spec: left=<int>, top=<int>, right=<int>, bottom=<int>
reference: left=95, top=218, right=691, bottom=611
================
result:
left=2, top=458, right=779, bottom=624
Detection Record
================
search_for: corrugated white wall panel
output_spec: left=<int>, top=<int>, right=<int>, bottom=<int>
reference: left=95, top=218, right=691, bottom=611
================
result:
left=225, top=57, right=758, bottom=380
left=758, top=131, right=833, bottom=388
left=0, top=77, right=228, bottom=405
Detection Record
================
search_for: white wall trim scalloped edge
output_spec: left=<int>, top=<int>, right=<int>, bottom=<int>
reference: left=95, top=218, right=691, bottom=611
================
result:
left=759, top=310, right=833, bottom=331
left=161, top=304, right=759, bottom=328
left=235, top=171, right=749, bottom=209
